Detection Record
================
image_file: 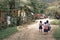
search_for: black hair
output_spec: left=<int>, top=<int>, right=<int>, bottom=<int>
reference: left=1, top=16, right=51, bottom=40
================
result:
left=46, top=20, right=49, bottom=23
left=44, top=22, right=46, bottom=24
left=40, top=21, right=42, bottom=23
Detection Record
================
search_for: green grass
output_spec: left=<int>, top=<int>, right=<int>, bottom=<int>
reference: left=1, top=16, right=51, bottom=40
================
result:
left=53, top=27, right=60, bottom=40
left=0, top=27, right=18, bottom=40
left=50, top=19, right=60, bottom=25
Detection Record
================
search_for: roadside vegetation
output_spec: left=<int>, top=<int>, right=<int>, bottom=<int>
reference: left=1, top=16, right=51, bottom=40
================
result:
left=50, top=19, right=60, bottom=25
left=53, top=27, right=60, bottom=40
left=0, top=27, right=18, bottom=40
left=51, top=19, right=60, bottom=40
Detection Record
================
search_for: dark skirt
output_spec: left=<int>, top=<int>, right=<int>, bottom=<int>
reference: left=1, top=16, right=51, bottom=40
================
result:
left=44, top=29, right=48, bottom=32
left=39, top=26, right=42, bottom=29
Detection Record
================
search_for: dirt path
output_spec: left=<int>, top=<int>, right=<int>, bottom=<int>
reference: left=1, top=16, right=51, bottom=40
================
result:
left=3, top=25, right=58, bottom=40
left=3, top=19, right=58, bottom=40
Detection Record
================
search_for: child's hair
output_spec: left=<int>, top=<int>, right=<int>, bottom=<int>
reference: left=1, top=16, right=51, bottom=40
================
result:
left=44, top=22, right=46, bottom=24
left=46, top=20, right=49, bottom=23
left=40, top=21, right=42, bottom=23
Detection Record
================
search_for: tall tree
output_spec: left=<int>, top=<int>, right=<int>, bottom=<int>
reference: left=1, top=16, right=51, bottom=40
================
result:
left=28, top=0, right=48, bottom=14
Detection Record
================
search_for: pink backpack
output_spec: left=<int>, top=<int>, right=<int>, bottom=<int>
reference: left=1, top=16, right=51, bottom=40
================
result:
left=44, top=25, right=48, bottom=29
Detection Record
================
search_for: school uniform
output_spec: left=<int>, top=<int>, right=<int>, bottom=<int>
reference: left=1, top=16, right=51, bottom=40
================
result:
left=39, top=23, right=43, bottom=29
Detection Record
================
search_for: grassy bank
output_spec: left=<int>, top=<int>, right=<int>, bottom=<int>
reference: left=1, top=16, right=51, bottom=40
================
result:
left=51, top=19, right=60, bottom=40
left=53, top=27, right=60, bottom=40
left=50, top=19, right=60, bottom=25
left=0, top=27, right=18, bottom=40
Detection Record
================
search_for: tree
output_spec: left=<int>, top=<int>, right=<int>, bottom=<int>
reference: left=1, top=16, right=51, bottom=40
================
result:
left=0, top=0, right=9, bottom=29
left=54, top=11, right=60, bottom=19
left=28, top=0, right=48, bottom=14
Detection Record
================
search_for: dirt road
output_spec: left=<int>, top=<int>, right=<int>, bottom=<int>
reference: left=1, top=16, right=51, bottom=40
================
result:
left=4, top=18, right=57, bottom=40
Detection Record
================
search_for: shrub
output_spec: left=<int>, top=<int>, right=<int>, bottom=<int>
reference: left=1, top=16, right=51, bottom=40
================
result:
left=50, top=19, right=60, bottom=25
left=53, top=27, right=60, bottom=40
left=0, top=27, right=18, bottom=40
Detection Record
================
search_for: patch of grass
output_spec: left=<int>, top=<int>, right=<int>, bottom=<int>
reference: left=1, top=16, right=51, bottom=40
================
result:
left=50, top=19, right=60, bottom=25
left=0, top=27, right=18, bottom=40
left=53, top=27, right=60, bottom=40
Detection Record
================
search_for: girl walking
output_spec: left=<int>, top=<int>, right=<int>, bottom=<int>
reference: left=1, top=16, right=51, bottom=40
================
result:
left=46, top=20, right=51, bottom=31
left=44, top=22, right=48, bottom=35
left=39, top=21, right=43, bottom=32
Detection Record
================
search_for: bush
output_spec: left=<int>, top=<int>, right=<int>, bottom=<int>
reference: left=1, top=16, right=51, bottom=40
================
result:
left=53, top=27, right=60, bottom=40
left=54, top=11, right=60, bottom=19
left=50, top=19, right=60, bottom=25
left=0, top=27, right=18, bottom=40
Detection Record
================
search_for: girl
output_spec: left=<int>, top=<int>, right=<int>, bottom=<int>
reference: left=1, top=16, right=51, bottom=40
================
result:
left=44, top=22, right=48, bottom=35
left=46, top=20, right=51, bottom=31
left=39, top=21, right=43, bottom=32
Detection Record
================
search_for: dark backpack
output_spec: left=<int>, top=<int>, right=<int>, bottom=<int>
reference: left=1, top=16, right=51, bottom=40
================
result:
left=48, top=26, right=51, bottom=31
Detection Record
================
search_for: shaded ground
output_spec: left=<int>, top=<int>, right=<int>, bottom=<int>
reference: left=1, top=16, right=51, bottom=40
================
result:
left=3, top=19, right=58, bottom=40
